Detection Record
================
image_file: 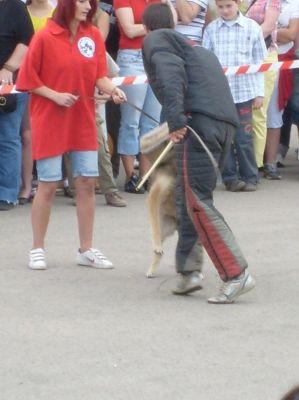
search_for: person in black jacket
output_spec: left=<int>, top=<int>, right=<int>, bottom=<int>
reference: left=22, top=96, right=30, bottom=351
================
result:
left=142, top=3, right=256, bottom=304
left=0, top=0, right=34, bottom=211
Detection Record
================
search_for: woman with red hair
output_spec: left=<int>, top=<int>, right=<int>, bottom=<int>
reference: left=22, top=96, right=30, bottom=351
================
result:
left=17, top=0, right=126, bottom=270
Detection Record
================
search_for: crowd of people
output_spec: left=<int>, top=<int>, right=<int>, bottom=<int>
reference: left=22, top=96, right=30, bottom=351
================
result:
left=1, top=0, right=299, bottom=208
left=0, top=0, right=299, bottom=298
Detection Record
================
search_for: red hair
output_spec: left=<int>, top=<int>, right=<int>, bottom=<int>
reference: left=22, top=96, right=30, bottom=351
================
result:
left=53, top=0, right=98, bottom=29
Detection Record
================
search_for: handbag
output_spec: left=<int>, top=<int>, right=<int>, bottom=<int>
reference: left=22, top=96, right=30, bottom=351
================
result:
left=0, top=94, right=17, bottom=114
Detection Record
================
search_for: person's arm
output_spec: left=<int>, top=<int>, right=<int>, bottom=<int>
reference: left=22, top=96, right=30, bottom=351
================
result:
left=252, top=28, right=267, bottom=99
left=203, top=6, right=212, bottom=28
left=175, top=0, right=201, bottom=24
left=260, top=6, right=279, bottom=38
left=95, top=9, right=110, bottom=41
left=31, top=86, right=79, bottom=107
left=115, top=7, right=146, bottom=38
left=201, top=26, right=213, bottom=51
left=16, top=33, right=77, bottom=107
left=277, top=19, right=299, bottom=44
left=161, top=0, right=178, bottom=25
left=96, top=77, right=127, bottom=104
left=146, top=50, right=188, bottom=136
left=0, top=43, right=29, bottom=85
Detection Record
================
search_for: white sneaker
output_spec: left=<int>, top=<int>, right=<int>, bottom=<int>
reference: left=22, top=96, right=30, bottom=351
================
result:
left=172, top=271, right=204, bottom=295
left=29, top=248, right=47, bottom=270
left=208, top=270, right=255, bottom=304
left=76, top=248, right=114, bottom=269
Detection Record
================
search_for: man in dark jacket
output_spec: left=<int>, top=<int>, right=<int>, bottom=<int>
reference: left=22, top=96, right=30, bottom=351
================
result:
left=142, top=3, right=256, bottom=304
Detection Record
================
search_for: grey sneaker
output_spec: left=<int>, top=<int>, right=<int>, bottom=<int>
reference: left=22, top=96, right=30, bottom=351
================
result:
left=225, top=180, right=246, bottom=192
left=264, top=164, right=282, bottom=180
left=243, top=183, right=257, bottom=192
left=172, top=271, right=204, bottom=295
left=208, top=270, right=255, bottom=304
left=105, top=192, right=127, bottom=207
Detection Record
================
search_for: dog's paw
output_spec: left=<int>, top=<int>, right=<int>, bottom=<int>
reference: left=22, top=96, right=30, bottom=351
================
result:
left=154, top=248, right=164, bottom=255
left=146, top=270, right=156, bottom=278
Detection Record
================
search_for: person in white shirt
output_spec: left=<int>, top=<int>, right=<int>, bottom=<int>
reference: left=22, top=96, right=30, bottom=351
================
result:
left=264, top=0, right=299, bottom=179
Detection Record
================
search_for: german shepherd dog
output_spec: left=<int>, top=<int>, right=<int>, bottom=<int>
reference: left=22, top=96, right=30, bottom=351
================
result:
left=145, top=145, right=177, bottom=277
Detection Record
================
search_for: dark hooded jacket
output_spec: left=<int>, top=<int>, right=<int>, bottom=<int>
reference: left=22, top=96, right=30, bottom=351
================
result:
left=142, top=29, right=239, bottom=132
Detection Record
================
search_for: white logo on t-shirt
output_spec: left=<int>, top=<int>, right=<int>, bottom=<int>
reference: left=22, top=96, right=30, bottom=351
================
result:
left=78, top=37, right=95, bottom=58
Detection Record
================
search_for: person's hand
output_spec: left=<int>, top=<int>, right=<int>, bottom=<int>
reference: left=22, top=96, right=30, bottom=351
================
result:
left=94, top=92, right=111, bottom=105
left=53, top=92, right=79, bottom=107
left=253, top=96, right=263, bottom=109
left=169, top=127, right=187, bottom=143
left=0, top=68, right=13, bottom=86
left=111, top=87, right=127, bottom=104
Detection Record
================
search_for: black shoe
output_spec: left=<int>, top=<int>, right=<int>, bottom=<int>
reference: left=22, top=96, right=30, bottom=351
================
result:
left=0, top=201, right=14, bottom=211
left=124, top=174, right=145, bottom=194
left=276, top=161, right=285, bottom=168
left=18, top=195, right=33, bottom=205
left=63, top=187, right=74, bottom=198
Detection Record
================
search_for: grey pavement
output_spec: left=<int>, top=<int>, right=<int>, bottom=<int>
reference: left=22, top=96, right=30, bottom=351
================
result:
left=1, top=137, right=299, bottom=400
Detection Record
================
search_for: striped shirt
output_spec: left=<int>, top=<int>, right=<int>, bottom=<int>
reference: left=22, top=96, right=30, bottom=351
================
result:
left=202, top=12, right=268, bottom=103
left=171, top=0, right=209, bottom=44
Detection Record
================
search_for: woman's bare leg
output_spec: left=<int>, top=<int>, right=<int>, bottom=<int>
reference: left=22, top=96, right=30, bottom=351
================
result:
left=31, top=181, right=57, bottom=249
left=75, top=176, right=96, bottom=252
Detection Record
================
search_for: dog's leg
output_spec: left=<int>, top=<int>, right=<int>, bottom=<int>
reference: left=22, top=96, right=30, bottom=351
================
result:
left=147, top=248, right=164, bottom=278
left=146, top=180, right=164, bottom=278
left=147, top=216, right=177, bottom=278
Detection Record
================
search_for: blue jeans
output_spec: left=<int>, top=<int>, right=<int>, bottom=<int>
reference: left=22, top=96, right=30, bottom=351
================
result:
left=36, top=151, right=99, bottom=181
left=0, top=93, right=28, bottom=203
left=222, top=100, right=258, bottom=185
left=116, top=49, right=161, bottom=155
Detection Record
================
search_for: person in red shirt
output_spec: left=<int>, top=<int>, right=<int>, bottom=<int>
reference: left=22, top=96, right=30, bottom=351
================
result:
left=114, top=0, right=176, bottom=193
left=17, top=0, right=126, bottom=271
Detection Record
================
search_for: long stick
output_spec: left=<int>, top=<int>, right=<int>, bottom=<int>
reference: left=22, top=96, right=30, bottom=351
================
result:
left=136, top=141, right=174, bottom=191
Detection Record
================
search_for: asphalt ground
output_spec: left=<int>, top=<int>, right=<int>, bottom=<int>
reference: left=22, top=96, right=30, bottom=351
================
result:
left=1, top=133, right=299, bottom=400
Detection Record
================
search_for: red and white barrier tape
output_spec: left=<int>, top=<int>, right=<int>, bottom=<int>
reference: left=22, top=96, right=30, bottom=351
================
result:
left=222, top=59, right=299, bottom=75
left=1, top=60, right=299, bottom=95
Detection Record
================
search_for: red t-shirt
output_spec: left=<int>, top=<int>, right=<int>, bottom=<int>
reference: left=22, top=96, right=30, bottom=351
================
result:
left=114, top=0, right=155, bottom=49
left=16, top=19, right=107, bottom=160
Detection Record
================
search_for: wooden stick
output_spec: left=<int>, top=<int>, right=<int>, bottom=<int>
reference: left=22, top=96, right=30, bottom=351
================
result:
left=136, top=141, right=174, bottom=191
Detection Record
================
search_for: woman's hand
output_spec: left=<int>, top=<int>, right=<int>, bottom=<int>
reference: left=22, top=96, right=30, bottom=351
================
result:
left=52, top=92, right=79, bottom=107
left=111, top=87, right=127, bottom=104
left=0, top=68, right=14, bottom=86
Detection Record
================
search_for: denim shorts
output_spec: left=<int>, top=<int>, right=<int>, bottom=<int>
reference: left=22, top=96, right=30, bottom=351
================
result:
left=36, top=151, right=99, bottom=182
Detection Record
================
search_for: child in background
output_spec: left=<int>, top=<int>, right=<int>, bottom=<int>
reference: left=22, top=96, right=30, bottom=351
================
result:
left=203, top=0, right=267, bottom=192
